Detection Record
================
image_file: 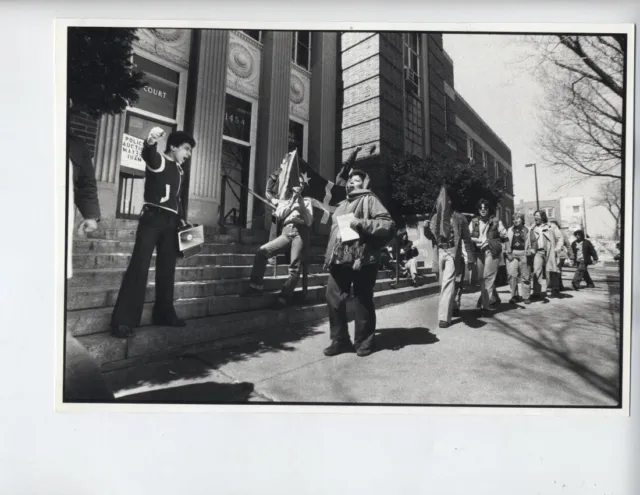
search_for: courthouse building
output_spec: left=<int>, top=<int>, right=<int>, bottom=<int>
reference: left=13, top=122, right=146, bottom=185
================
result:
left=69, top=29, right=514, bottom=229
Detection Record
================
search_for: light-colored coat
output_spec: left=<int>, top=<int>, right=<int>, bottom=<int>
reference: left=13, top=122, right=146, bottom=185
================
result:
left=529, top=222, right=564, bottom=273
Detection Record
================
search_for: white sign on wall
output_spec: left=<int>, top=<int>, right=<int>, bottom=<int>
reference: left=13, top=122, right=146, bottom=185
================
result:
left=121, top=133, right=146, bottom=171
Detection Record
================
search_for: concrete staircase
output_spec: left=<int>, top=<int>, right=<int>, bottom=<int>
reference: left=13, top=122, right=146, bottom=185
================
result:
left=68, top=219, right=438, bottom=371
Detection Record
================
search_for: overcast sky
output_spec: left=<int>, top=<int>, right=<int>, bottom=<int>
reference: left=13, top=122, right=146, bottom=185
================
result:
left=442, top=34, right=619, bottom=238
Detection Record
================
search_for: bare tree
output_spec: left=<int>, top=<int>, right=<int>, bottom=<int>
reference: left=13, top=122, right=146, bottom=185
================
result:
left=524, top=35, right=625, bottom=182
left=594, top=179, right=622, bottom=240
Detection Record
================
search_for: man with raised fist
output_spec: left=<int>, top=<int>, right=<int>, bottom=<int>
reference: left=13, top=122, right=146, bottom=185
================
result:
left=110, top=127, right=196, bottom=338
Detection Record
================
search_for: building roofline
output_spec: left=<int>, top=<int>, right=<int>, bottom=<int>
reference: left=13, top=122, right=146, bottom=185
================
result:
left=454, top=89, right=511, bottom=155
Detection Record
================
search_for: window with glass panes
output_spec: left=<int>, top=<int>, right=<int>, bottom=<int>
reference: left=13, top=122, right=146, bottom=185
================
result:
left=403, top=32, right=423, bottom=156
left=292, top=31, right=311, bottom=70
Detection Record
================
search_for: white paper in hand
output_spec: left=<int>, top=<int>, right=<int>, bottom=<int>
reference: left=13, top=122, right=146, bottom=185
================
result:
left=337, top=213, right=360, bottom=243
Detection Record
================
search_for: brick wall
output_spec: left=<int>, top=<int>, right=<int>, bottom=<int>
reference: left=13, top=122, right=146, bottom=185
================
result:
left=69, top=111, right=99, bottom=156
left=341, top=32, right=381, bottom=165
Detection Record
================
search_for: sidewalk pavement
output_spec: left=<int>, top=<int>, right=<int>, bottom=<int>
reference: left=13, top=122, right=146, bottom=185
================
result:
left=103, top=265, right=621, bottom=407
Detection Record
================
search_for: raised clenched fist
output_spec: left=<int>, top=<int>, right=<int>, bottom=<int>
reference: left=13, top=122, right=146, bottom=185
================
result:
left=148, top=127, right=166, bottom=144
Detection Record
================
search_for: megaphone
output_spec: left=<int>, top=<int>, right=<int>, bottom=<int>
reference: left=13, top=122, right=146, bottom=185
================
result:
left=177, top=224, right=204, bottom=259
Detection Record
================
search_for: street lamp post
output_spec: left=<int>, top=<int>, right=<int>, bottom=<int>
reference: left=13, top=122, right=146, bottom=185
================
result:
left=525, top=163, right=540, bottom=212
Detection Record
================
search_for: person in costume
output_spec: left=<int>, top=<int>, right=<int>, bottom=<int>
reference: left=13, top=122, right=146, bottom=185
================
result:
left=322, top=169, right=395, bottom=357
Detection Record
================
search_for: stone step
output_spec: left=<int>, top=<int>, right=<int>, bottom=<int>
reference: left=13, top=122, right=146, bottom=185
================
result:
left=84, top=228, right=242, bottom=243
left=76, top=280, right=441, bottom=369
left=72, top=239, right=328, bottom=256
left=67, top=267, right=433, bottom=311
left=68, top=263, right=334, bottom=288
left=72, top=252, right=326, bottom=270
left=81, top=226, right=329, bottom=247
left=67, top=272, right=436, bottom=337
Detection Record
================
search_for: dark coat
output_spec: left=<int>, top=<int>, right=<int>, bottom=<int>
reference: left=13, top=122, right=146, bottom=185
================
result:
left=69, top=135, right=101, bottom=220
left=571, top=239, right=599, bottom=266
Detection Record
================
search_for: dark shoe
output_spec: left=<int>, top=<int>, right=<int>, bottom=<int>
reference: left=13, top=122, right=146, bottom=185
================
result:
left=524, top=298, right=531, bottom=305
left=439, top=321, right=450, bottom=328
left=412, top=278, right=418, bottom=287
left=509, top=297, right=518, bottom=304
left=323, top=341, right=355, bottom=357
left=356, top=347, right=374, bottom=357
left=586, top=284, right=596, bottom=289
left=111, top=324, right=134, bottom=338
left=572, top=283, right=580, bottom=291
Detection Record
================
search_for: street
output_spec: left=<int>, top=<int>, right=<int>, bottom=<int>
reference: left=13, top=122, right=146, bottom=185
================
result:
left=104, top=265, right=621, bottom=407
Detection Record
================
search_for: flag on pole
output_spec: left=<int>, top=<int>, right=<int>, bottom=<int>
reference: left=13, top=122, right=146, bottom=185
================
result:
left=294, top=154, right=349, bottom=223
left=274, top=149, right=369, bottom=223
left=277, top=150, right=301, bottom=200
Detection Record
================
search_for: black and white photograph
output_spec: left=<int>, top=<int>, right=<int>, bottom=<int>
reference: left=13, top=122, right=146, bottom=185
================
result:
left=58, top=22, right=634, bottom=409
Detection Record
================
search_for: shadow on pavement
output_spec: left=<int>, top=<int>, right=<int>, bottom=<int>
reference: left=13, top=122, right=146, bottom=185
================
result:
left=485, top=274, right=621, bottom=404
left=119, top=381, right=256, bottom=404
left=374, top=327, right=439, bottom=351
left=101, top=319, right=328, bottom=402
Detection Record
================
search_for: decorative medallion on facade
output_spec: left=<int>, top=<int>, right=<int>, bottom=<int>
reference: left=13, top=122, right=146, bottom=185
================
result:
left=134, top=28, right=191, bottom=68
left=290, top=74, right=305, bottom=104
left=228, top=43, right=254, bottom=79
left=289, top=66, right=310, bottom=121
left=226, top=32, right=261, bottom=99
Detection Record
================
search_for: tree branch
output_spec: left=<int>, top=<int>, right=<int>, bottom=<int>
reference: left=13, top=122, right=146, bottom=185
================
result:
left=558, top=36, right=624, bottom=97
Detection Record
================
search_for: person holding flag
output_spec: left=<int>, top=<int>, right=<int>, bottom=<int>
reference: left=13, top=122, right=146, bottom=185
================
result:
left=243, top=152, right=314, bottom=309
left=424, top=186, right=475, bottom=328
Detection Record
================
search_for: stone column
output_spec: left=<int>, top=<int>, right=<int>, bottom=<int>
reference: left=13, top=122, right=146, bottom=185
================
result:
left=254, top=31, right=293, bottom=230
left=187, top=29, right=230, bottom=226
left=309, top=32, right=338, bottom=184
left=92, top=113, right=124, bottom=218
left=309, top=32, right=338, bottom=233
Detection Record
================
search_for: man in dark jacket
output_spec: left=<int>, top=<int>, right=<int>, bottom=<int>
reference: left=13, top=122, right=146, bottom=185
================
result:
left=69, top=134, right=101, bottom=236
left=570, top=229, right=598, bottom=290
left=65, top=131, right=114, bottom=403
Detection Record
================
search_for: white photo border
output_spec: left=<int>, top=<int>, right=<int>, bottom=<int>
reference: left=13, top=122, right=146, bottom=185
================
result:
left=54, top=19, right=636, bottom=416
